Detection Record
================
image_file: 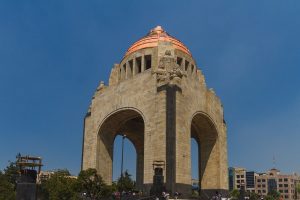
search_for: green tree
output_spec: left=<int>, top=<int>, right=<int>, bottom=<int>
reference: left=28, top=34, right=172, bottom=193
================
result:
left=265, top=195, right=275, bottom=200
left=0, top=161, right=19, bottom=200
left=117, top=170, right=135, bottom=192
left=249, top=192, right=260, bottom=200
left=111, top=181, right=118, bottom=192
left=40, top=169, right=78, bottom=200
left=76, top=168, right=111, bottom=199
left=297, top=183, right=300, bottom=195
left=266, top=190, right=280, bottom=200
left=0, top=171, right=16, bottom=200
left=3, top=161, right=19, bottom=187
left=230, top=189, right=240, bottom=200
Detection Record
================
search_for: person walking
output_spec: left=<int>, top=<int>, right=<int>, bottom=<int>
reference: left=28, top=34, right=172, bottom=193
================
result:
left=212, top=191, right=222, bottom=200
left=162, top=191, right=170, bottom=200
left=174, top=192, right=179, bottom=199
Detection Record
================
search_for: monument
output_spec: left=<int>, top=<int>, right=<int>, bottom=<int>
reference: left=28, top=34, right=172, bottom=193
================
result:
left=81, top=26, right=228, bottom=198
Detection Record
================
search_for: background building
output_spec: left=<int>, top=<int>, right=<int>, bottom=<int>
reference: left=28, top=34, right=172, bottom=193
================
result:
left=229, top=167, right=300, bottom=200
left=229, top=167, right=246, bottom=190
left=246, top=171, right=259, bottom=193
left=255, top=169, right=299, bottom=200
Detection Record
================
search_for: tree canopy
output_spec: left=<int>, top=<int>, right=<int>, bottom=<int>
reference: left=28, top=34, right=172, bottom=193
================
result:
left=116, top=170, right=136, bottom=192
left=39, top=169, right=78, bottom=200
left=265, top=190, right=281, bottom=200
left=249, top=192, right=260, bottom=200
left=0, top=159, right=138, bottom=200
left=0, top=162, right=18, bottom=200
left=230, top=189, right=240, bottom=200
left=297, top=183, right=300, bottom=194
left=76, top=168, right=112, bottom=199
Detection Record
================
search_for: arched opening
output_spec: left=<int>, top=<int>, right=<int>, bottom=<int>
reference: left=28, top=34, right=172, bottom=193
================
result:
left=97, top=109, right=144, bottom=190
left=113, top=135, right=137, bottom=182
left=191, top=112, right=220, bottom=196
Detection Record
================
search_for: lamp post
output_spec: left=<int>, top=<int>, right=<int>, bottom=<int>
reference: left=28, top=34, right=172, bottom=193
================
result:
left=120, top=134, right=126, bottom=200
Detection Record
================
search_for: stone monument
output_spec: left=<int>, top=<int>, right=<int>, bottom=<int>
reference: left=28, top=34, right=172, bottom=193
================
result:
left=81, top=26, right=228, bottom=198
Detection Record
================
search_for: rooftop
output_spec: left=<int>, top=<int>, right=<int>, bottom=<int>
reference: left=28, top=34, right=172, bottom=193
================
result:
left=125, top=26, right=191, bottom=57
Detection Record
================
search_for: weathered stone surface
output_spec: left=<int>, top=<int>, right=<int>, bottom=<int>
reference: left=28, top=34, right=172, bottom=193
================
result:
left=81, top=26, right=228, bottom=197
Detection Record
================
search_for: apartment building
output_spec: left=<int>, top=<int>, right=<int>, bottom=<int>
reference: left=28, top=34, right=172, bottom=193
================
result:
left=229, top=167, right=300, bottom=200
left=229, top=167, right=247, bottom=190
left=246, top=171, right=259, bottom=193
left=255, top=168, right=299, bottom=200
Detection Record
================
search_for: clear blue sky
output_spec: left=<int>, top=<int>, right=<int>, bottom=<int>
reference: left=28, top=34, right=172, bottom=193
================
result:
left=1, top=1, right=300, bottom=180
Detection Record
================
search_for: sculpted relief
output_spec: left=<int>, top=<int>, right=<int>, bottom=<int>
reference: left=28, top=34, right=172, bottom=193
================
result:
left=156, top=51, right=186, bottom=86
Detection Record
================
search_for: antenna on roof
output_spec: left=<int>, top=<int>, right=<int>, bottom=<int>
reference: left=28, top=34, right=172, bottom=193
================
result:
left=272, top=154, right=276, bottom=169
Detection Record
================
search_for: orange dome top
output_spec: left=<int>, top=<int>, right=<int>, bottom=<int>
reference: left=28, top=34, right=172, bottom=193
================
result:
left=125, top=26, right=191, bottom=57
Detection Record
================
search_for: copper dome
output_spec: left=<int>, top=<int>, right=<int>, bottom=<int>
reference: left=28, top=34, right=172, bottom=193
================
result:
left=125, top=26, right=191, bottom=57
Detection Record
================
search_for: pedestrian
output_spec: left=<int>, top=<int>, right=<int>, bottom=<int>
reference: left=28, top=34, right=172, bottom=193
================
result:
left=174, top=191, right=179, bottom=199
left=162, top=191, right=170, bottom=200
left=212, top=191, right=221, bottom=200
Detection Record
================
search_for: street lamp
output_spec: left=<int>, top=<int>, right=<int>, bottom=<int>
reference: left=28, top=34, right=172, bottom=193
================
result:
left=120, top=134, right=126, bottom=199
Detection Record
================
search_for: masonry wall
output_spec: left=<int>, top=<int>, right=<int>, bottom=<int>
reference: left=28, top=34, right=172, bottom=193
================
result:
left=82, top=68, right=168, bottom=190
left=175, top=68, right=228, bottom=196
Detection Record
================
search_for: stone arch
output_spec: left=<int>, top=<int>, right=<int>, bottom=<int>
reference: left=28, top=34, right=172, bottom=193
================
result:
left=96, top=108, right=145, bottom=190
left=190, top=112, right=220, bottom=197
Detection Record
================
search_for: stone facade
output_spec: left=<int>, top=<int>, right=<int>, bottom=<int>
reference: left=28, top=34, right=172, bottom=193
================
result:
left=81, top=26, right=228, bottom=197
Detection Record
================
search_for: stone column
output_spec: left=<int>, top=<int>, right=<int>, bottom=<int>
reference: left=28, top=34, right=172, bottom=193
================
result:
left=121, top=64, right=126, bottom=80
left=133, top=58, right=136, bottom=76
left=174, top=87, right=192, bottom=197
left=96, top=129, right=114, bottom=185
left=136, top=151, right=144, bottom=190
left=155, top=83, right=182, bottom=195
left=126, top=62, right=129, bottom=79
left=143, top=88, right=167, bottom=195
left=141, top=55, right=145, bottom=72
left=82, top=115, right=98, bottom=172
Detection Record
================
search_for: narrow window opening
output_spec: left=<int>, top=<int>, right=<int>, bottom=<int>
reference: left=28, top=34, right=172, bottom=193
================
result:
left=123, top=64, right=126, bottom=73
left=145, top=55, right=151, bottom=70
left=177, top=57, right=183, bottom=66
left=136, top=57, right=142, bottom=73
left=123, top=64, right=126, bottom=79
left=191, top=64, right=194, bottom=73
left=185, top=60, right=189, bottom=71
left=129, top=60, right=133, bottom=77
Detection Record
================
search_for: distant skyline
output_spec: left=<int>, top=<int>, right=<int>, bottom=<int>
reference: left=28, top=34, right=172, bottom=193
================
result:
left=1, top=1, right=300, bottom=180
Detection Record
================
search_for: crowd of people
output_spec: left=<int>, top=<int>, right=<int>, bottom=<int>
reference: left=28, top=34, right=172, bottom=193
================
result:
left=154, top=191, right=181, bottom=200
left=110, top=190, right=225, bottom=200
